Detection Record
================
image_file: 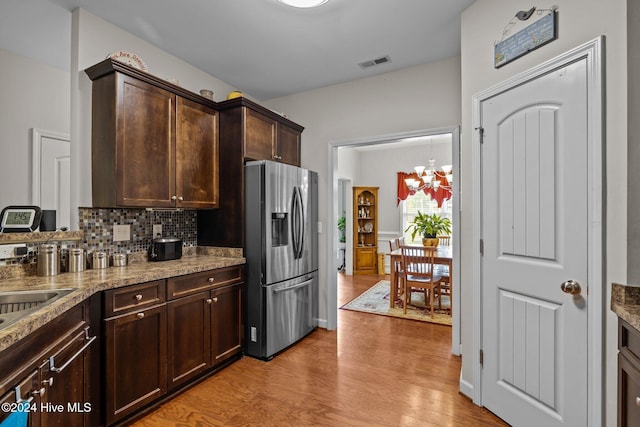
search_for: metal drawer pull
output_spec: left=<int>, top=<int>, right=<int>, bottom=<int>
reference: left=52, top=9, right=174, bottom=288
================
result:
left=206, top=298, right=212, bottom=304
left=49, top=327, right=97, bottom=374
left=15, top=385, right=34, bottom=404
left=42, top=377, right=53, bottom=387
left=135, top=294, right=143, bottom=301
left=32, top=387, right=46, bottom=396
left=137, top=312, right=145, bottom=319
left=212, top=297, right=218, bottom=303
left=636, top=396, right=640, bottom=407
left=208, top=277, right=215, bottom=283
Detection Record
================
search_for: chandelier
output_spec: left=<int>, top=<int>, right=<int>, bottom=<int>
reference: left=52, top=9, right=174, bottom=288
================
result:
left=404, top=159, right=453, bottom=191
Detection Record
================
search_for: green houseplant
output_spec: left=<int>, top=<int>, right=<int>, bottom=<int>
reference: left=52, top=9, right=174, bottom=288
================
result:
left=337, top=211, right=346, bottom=244
left=405, top=211, right=451, bottom=246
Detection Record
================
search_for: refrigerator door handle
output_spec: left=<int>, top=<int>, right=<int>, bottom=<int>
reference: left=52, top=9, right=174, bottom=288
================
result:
left=296, top=186, right=304, bottom=259
left=273, top=278, right=314, bottom=294
left=291, top=186, right=304, bottom=260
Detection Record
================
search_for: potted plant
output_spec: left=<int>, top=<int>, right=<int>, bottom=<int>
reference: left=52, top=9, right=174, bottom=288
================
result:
left=337, top=212, right=346, bottom=246
left=405, top=211, right=451, bottom=246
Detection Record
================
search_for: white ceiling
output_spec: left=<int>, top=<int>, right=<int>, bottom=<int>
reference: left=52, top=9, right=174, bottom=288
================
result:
left=0, top=0, right=474, bottom=100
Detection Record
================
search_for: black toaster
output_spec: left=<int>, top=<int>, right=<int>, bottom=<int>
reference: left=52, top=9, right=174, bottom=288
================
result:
left=148, top=237, right=182, bottom=261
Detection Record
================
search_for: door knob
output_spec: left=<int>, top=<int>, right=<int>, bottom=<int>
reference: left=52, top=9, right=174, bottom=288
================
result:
left=561, top=280, right=581, bottom=295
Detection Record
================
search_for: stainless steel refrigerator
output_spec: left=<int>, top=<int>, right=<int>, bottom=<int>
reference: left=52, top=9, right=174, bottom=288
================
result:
left=244, top=160, right=318, bottom=360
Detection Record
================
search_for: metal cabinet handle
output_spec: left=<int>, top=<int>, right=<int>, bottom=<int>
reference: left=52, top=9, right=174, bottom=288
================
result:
left=636, top=396, right=640, bottom=407
left=178, top=196, right=184, bottom=201
left=42, top=377, right=53, bottom=387
left=212, top=297, right=218, bottom=303
left=208, top=277, right=215, bottom=283
left=15, top=385, right=34, bottom=404
left=560, top=280, right=581, bottom=295
left=49, top=327, right=97, bottom=374
left=171, top=195, right=177, bottom=201
left=136, top=312, right=145, bottom=319
left=206, top=298, right=213, bottom=304
left=32, top=387, right=46, bottom=396
left=135, top=294, right=143, bottom=301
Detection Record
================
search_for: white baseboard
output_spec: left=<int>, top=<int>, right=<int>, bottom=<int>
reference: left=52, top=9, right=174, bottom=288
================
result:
left=317, top=318, right=329, bottom=329
left=459, top=376, right=474, bottom=400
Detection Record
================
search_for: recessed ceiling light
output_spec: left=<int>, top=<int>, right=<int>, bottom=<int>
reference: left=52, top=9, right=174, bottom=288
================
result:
left=277, top=0, right=329, bottom=8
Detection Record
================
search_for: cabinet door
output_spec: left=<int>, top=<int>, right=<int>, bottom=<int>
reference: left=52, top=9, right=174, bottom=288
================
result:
left=277, top=124, right=301, bottom=166
left=104, top=305, right=167, bottom=425
left=354, top=247, right=377, bottom=273
left=176, top=97, right=219, bottom=208
left=0, top=370, right=38, bottom=426
left=116, top=74, right=176, bottom=207
left=167, top=292, right=211, bottom=390
left=40, top=327, right=95, bottom=427
left=211, top=284, right=243, bottom=366
left=619, top=353, right=640, bottom=427
left=244, top=108, right=276, bottom=161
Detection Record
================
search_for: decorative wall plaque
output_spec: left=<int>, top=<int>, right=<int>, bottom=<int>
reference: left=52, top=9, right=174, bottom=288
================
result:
left=494, top=11, right=557, bottom=68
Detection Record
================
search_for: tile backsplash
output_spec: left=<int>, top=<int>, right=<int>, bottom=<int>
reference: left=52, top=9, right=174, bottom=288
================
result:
left=79, top=207, right=197, bottom=253
left=0, top=208, right=198, bottom=269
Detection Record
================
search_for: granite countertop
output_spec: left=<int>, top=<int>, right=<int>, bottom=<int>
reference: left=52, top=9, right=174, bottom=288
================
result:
left=611, top=283, right=640, bottom=331
left=0, top=251, right=245, bottom=352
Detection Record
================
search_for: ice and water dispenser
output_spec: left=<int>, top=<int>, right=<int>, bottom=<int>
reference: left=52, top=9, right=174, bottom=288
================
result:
left=271, top=212, right=288, bottom=246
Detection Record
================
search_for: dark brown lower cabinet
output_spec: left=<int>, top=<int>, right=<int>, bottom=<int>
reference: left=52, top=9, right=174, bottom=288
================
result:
left=167, top=292, right=211, bottom=390
left=211, top=283, right=242, bottom=366
left=0, top=298, right=99, bottom=427
left=619, top=319, right=640, bottom=426
left=167, top=283, right=243, bottom=390
left=104, top=304, right=167, bottom=426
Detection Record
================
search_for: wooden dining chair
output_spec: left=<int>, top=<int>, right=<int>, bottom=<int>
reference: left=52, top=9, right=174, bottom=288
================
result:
left=388, top=238, right=403, bottom=301
left=437, top=235, right=451, bottom=246
left=400, top=245, right=442, bottom=317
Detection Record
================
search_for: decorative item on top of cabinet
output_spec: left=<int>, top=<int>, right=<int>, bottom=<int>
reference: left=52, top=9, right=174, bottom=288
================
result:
left=353, top=187, right=378, bottom=275
left=86, top=58, right=219, bottom=209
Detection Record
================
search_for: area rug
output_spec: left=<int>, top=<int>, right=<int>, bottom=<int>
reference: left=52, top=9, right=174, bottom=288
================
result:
left=340, top=280, right=452, bottom=326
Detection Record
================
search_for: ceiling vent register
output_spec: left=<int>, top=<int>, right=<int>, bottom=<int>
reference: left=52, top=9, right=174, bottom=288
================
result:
left=358, top=55, right=391, bottom=69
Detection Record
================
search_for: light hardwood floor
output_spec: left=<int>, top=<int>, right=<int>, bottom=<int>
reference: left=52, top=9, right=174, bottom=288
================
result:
left=132, top=273, right=508, bottom=426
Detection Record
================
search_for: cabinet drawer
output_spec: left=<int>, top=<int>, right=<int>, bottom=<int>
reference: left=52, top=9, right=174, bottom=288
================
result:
left=620, top=319, right=640, bottom=363
left=167, top=266, right=243, bottom=300
left=104, top=280, right=166, bottom=317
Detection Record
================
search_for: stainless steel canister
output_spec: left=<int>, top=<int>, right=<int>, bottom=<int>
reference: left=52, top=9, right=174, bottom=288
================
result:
left=112, top=253, right=127, bottom=267
left=68, top=248, right=86, bottom=273
left=91, top=251, right=108, bottom=269
left=37, top=244, right=60, bottom=276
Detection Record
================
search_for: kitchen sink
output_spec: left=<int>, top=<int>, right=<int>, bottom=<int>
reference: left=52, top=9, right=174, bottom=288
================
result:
left=0, top=288, right=75, bottom=330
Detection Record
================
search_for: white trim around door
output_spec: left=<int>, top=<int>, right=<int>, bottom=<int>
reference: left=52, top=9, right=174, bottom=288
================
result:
left=471, top=36, right=604, bottom=426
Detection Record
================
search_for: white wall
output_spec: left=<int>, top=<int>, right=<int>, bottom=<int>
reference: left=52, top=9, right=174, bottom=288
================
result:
left=461, top=1, right=627, bottom=425
left=70, top=8, right=240, bottom=226
left=0, top=48, right=69, bottom=208
left=265, top=55, right=461, bottom=337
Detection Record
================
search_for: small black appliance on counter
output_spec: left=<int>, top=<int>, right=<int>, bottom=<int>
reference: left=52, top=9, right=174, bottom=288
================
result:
left=148, top=237, right=182, bottom=261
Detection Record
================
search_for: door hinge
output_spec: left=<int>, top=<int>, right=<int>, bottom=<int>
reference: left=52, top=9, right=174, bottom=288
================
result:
left=480, top=349, right=484, bottom=367
left=475, top=126, right=484, bottom=144
left=479, top=239, right=484, bottom=255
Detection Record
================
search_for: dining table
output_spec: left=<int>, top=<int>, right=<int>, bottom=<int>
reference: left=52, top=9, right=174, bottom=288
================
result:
left=388, top=245, right=453, bottom=310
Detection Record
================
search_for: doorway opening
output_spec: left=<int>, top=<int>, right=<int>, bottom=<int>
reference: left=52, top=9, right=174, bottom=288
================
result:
left=327, top=127, right=461, bottom=354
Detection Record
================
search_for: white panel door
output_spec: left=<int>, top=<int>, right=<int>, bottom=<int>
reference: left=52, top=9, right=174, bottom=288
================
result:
left=32, top=130, right=70, bottom=230
left=480, top=59, right=588, bottom=426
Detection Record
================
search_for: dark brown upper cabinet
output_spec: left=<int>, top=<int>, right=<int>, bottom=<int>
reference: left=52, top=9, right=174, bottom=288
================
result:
left=86, top=59, right=219, bottom=209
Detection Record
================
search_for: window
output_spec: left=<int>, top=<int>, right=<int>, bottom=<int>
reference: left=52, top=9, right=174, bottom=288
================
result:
left=401, top=192, right=453, bottom=244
